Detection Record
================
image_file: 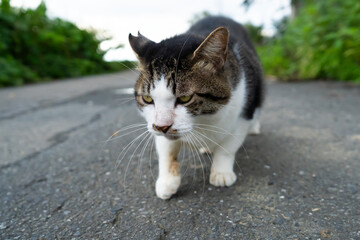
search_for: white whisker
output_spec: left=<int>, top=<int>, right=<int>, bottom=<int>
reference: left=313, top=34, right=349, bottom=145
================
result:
left=118, top=61, right=139, bottom=74
left=179, top=137, right=187, bottom=174
left=149, top=137, right=156, bottom=183
left=97, top=123, right=147, bottom=161
left=193, top=125, right=241, bottom=137
left=138, top=133, right=154, bottom=177
left=187, top=132, right=207, bottom=195
left=189, top=131, right=213, bottom=165
left=124, top=132, right=151, bottom=185
left=106, top=123, right=147, bottom=139
left=116, top=130, right=149, bottom=168
left=182, top=134, right=198, bottom=189
left=117, top=97, right=136, bottom=106
left=193, top=123, right=238, bottom=136
left=105, top=125, right=147, bottom=143
left=192, top=129, right=230, bottom=155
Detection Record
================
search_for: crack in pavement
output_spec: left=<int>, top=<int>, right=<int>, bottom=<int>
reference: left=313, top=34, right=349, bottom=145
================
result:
left=0, top=88, right=113, bottom=122
left=0, top=113, right=102, bottom=171
left=23, top=176, right=47, bottom=188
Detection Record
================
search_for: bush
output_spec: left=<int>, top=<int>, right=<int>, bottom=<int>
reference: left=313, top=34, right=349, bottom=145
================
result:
left=243, top=23, right=263, bottom=46
left=0, top=0, right=130, bottom=87
left=258, top=0, right=360, bottom=83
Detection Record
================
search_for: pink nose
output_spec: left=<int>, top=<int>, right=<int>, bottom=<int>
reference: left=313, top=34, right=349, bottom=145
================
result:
left=153, top=124, right=172, bottom=133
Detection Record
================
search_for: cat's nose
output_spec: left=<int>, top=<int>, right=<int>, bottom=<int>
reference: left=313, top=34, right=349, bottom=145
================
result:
left=153, top=124, right=172, bottom=133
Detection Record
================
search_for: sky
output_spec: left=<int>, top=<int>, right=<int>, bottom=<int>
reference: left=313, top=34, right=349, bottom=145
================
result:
left=11, top=0, right=291, bottom=61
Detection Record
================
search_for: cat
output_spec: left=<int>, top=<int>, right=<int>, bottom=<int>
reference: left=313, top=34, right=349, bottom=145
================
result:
left=129, top=16, right=264, bottom=199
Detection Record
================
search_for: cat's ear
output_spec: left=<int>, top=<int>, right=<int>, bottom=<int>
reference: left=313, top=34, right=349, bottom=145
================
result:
left=192, top=27, right=229, bottom=70
left=129, top=32, right=155, bottom=60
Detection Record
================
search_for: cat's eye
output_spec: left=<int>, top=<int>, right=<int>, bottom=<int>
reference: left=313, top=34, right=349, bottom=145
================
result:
left=142, top=95, right=153, bottom=104
left=177, top=95, right=192, bottom=104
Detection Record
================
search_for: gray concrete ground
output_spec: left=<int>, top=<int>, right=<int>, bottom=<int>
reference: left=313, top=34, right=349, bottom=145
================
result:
left=0, top=71, right=359, bottom=239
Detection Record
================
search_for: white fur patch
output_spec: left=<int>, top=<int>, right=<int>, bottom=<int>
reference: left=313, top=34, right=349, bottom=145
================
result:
left=152, top=76, right=176, bottom=127
left=141, top=76, right=193, bottom=135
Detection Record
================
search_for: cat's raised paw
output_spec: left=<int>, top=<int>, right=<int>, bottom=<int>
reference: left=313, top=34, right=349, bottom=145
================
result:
left=156, top=175, right=181, bottom=200
left=210, top=171, right=237, bottom=187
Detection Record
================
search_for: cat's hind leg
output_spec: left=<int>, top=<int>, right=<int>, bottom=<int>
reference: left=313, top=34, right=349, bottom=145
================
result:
left=155, top=136, right=181, bottom=199
left=249, top=108, right=261, bottom=135
left=210, top=119, right=250, bottom=187
left=199, top=147, right=212, bottom=155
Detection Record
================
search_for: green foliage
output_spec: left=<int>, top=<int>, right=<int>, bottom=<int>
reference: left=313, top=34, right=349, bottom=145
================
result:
left=243, top=23, right=263, bottom=46
left=0, top=0, right=129, bottom=87
left=258, top=0, right=360, bottom=82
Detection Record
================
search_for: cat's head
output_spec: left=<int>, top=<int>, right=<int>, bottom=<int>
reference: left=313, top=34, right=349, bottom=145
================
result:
left=129, top=27, right=231, bottom=139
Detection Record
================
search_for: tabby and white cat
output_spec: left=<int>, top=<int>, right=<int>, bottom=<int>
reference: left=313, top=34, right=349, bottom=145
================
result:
left=129, top=16, right=264, bottom=199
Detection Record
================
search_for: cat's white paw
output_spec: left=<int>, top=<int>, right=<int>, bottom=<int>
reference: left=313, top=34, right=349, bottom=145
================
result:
left=156, top=175, right=181, bottom=200
left=209, top=171, right=237, bottom=187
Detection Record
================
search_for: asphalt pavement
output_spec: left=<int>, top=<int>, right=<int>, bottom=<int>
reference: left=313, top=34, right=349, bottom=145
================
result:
left=0, top=71, right=359, bottom=239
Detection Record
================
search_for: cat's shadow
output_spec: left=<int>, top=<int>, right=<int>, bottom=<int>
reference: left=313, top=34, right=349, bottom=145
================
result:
left=176, top=131, right=301, bottom=198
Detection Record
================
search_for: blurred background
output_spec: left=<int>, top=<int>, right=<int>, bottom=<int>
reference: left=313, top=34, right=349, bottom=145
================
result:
left=1, top=0, right=359, bottom=87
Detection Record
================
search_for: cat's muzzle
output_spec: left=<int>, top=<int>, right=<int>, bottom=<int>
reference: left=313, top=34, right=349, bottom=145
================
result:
left=152, top=124, right=180, bottom=140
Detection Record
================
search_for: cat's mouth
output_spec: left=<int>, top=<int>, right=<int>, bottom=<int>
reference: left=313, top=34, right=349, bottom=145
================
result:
left=151, top=124, right=181, bottom=140
left=152, top=131, right=181, bottom=140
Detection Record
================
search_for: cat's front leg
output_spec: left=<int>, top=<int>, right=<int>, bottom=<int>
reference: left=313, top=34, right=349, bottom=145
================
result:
left=210, top=150, right=237, bottom=187
left=155, top=135, right=181, bottom=199
left=210, top=121, right=250, bottom=187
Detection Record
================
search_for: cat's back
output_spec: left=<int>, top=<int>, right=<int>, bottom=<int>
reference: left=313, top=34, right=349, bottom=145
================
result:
left=187, top=16, right=257, bottom=55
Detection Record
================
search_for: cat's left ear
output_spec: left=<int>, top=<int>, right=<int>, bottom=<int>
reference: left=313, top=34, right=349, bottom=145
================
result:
left=191, top=27, right=229, bottom=70
left=129, top=32, right=155, bottom=60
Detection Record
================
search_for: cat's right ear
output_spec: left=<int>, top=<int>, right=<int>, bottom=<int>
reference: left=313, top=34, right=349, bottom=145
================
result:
left=191, top=27, right=229, bottom=71
left=129, top=32, right=154, bottom=61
